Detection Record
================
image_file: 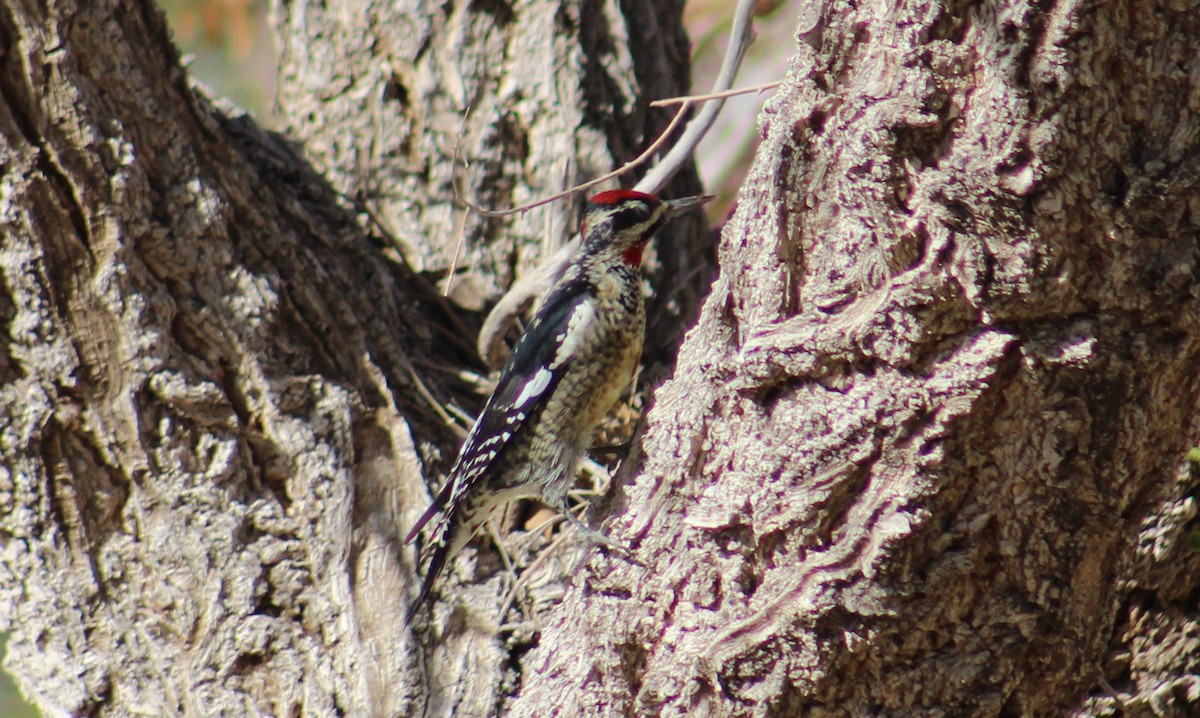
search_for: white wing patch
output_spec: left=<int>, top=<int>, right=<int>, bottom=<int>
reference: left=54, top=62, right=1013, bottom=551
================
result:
left=550, top=299, right=597, bottom=370
left=513, top=367, right=554, bottom=409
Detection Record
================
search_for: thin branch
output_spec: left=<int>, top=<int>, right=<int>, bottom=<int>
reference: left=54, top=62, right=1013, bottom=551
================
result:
left=496, top=516, right=572, bottom=626
left=634, top=0, right=758, bottom=194
left=445, top=105, right=474, bottom=296
left=649, top=80, right=782, bottom=107
left=456, top=102, right=692, bottom=219
left=403, top=361, right=466, bottom=437
left=455, top=0, right=759, bottom=218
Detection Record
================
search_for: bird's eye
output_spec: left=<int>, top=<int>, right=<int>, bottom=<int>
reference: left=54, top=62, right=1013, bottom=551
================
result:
left=613, top=202, right=653, bottom=230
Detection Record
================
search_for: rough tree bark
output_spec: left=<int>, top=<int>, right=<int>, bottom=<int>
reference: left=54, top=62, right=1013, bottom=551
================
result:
left=0, top=0, right=702, bottom=715
left=1, top=2, right=1198, bottom=718
left=506, top=1, right=1200, bottom=716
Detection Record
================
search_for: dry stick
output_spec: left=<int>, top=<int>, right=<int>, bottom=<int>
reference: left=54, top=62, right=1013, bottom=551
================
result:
left=455, top=0, right=761, bottom=219
left=455, top=102, right=692, bottom=220
left=453, top=79, right=781, bottom=221
left=444, top=105, right=475, bottom=296
left=648, top=80, right=782, bottom=108
left=403, top=361, right=465, bottom=436
left=496, top=516, right=572, bottom=626
left=634, top=0, right=757, bottom=194
left=486, top=519, right=518, bottom=576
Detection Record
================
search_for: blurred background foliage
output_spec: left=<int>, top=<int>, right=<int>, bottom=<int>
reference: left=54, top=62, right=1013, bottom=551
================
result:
left=1, top=636, right=37, bottom=718
left=159, top=0, right=280, bottom=124
left=0, top=1, right=792, bottom=713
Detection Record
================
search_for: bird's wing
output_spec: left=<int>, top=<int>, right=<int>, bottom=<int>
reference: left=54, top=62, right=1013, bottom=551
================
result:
left=403, top=278, right=595, bottom=621
left=404, top=277, right=594, bottom=543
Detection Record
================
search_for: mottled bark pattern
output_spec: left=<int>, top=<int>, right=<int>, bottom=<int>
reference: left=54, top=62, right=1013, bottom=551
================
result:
left=3, top=0, right=1199, bottom=717
left=0, top=0, right=704, bottom=716
left=511, top=1, right=1200, bottom=716
left=0, top=1, right=457, bottom=715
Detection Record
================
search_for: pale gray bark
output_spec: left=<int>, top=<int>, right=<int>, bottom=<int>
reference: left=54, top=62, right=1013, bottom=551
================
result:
left=0, top=0, right=701, bottom=716
left=508, top=0, right=1200, bottom=716
left=1, top=0, right=1198, bottom=717
left=0, top=0, right=456, bottom=713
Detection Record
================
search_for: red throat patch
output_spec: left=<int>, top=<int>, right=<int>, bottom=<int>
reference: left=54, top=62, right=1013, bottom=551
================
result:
left=622, top=242, right=647, bottom=266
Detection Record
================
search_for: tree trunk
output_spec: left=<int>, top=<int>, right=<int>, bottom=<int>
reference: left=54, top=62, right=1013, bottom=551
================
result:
left=506, top=1, right=1200, bottom=716
left=0, top=0, right=701, bottom=715
left=2, top=1, right=1198, bottom=718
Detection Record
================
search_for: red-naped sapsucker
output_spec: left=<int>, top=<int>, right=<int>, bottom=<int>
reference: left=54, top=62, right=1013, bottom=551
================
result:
left=405, top=189, right=708, bottom=620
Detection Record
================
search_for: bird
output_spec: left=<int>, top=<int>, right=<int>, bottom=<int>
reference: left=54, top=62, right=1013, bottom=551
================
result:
left=404, top=189, right=709, bottom=620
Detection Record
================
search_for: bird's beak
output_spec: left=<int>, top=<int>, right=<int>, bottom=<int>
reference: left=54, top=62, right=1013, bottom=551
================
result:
left=663, top=194, right=715, bottom=218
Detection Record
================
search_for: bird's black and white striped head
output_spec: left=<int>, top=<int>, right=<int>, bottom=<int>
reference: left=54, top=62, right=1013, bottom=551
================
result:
left=581, top=190, right=709, bottom=267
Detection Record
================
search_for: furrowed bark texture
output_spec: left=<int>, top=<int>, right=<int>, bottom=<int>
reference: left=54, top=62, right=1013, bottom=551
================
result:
left=0, top=0, right=710, bottom=716
left=0, top=1, right=463, bottom=715
left=4, top=0, right=1200, bottom=717
left=509, top=1, right=1200, bottom=716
